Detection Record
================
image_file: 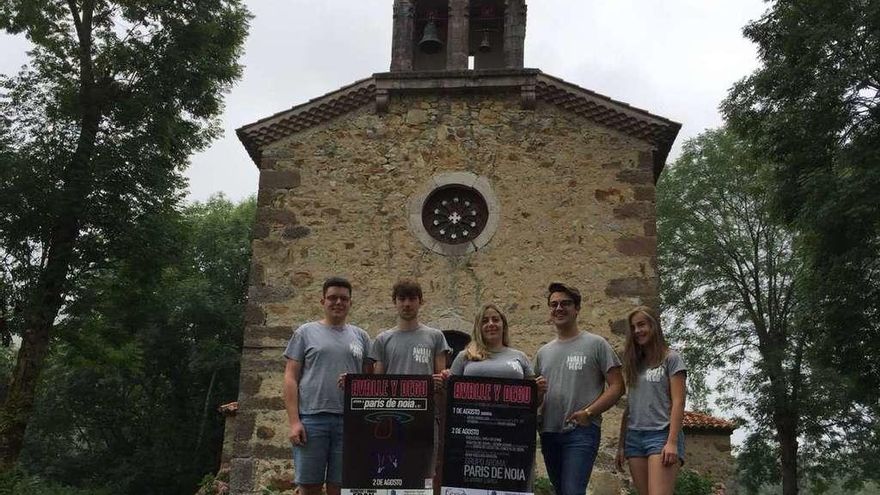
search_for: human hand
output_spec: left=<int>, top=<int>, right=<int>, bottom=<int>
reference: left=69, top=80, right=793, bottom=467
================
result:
left=535, top=375, right=547, bottom=394
left=432, top=373, right=445, bottom=389
left=661, top=441, right=678, bottom=466
left=289, top=421, right=307, bottom=446
left=565, top=409, right=593, bottom=426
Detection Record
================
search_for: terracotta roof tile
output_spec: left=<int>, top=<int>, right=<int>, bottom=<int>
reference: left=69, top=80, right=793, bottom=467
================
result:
left=683, top=410, right=737, bottom=432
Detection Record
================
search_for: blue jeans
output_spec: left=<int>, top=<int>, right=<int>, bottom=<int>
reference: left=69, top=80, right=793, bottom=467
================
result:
left=292, top=413, right=344, bottom=484
left=540, top=424, right=600, bottom=495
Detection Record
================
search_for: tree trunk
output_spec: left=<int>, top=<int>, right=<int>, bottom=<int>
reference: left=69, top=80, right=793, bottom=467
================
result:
left=0, top=216, right=80, bottom=468
left=0, top=0, right=100, bottom=469
left=776, top=413, right=799, bottom=495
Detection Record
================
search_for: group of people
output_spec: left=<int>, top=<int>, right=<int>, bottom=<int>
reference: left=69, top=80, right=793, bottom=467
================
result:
left=282, top=277, right=687, bottom=495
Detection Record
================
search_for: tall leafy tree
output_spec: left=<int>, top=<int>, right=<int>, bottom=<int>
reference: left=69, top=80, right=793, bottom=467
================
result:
left=15, top=195, right=255, bottom=494
left=659, top=128, right=879, bottom=494
left=722, top=0, right=880, bottom=419
left=0, top=0, right=250, bottom=467
left=658, top=129, right=806, bottom=495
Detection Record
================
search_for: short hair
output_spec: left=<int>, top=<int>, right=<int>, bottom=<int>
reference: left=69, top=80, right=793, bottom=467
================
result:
left=322, top=276, right=352, bottom=296
left=392, top=278, right=423, bottom=301
left=547, top=282, right=582, bottom=310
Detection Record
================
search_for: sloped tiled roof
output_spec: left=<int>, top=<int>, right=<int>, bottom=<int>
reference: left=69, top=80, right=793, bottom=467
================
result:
left=237, top=69, right=680, bottom=177
left=683, top=411, right=738, bottom=433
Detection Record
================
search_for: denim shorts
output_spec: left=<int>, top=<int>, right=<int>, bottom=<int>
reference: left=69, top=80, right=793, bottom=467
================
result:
left=624, top=427, right=685, bottom=463
left=292, top=413, right=344, bottom=485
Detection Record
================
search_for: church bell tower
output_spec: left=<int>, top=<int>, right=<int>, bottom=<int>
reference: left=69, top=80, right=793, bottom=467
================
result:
left=391, top=0, right=527, bottom=71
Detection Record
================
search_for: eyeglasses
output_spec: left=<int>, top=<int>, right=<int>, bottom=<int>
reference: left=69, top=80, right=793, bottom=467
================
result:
left=549, top=300, right=574, bottom=309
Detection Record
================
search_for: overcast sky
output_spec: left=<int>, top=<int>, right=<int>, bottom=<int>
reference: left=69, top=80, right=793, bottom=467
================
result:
left=0, top=0, right=769, bottom=203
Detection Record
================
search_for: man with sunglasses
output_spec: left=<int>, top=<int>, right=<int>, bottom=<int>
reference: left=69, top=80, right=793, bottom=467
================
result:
left=533, top=282, right=624, bottom=495
left=283, top=277, right=373, bottom=495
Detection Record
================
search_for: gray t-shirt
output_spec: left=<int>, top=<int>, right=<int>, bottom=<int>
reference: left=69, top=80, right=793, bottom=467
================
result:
left=283, top=321, right=371, bottom=415
left=449, top=347, right=535, bottom=379
left=368, top=324, right=450, bottom=375
left=627, top=350, right=687, bottom=430
left=534, top=331, right=622, bottom=432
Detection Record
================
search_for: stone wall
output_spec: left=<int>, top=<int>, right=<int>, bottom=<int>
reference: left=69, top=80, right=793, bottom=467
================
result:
left=684, top=431, right=736, bottom=488
left=229, top=91, right=659, bottom=494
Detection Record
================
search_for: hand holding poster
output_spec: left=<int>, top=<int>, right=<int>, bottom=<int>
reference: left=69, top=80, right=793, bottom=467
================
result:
left=343, top=375, right=435, bottom=495
left=441, top=377, right=538, bottom=495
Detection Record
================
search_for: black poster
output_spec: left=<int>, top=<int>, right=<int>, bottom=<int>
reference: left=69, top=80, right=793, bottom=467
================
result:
left=441, top=377, right=538, bottom=495
left=343, top=374, right=435, bottom=495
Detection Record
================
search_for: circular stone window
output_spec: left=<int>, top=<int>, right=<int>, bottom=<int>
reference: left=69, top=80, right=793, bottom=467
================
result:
left=408, top=172, right=500, bottom=256
left=421, top=185, right=489, bottom=244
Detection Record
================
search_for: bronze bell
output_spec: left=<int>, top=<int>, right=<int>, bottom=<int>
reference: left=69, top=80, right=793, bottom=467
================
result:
left=419, top=20, right=444, bottom=54
left=479, top=30, right=492, bottom=53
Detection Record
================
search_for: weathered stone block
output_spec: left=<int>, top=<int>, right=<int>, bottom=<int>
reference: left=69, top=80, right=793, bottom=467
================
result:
left=243, top=326, right=291, bottom=349
left=244, top=303, right=266, bottom=325
left=257, top=426, right=275, bottom=440
left=251, top=223, right=271, bottom=240
left=613, top=202, right=653, bottom=220
left=248, top=286, right=296, bottom=304
left=614, top=236, right=655, bottom=256
left=282, top=225, right=311, bottom=240
left=616, top=169, right=653, bottom=184
left=256, top=208, right=298, bottom=225
left=249, top=263, right=266, bottom=286
left=605, top=277, right=655, bottom=298
left=230, top=457, right=255, bottom=493
left=594, top=188, right=624, bottom=203
left=643, top=220, right=657, bottom=236
left=259, top=170, right=301, bottom=190
left=633, top=185, right=655, bottom=201
left=638, top=150, right=654, bottom=169
left=609, top=319, right=629, bottom=337
left=238, top=374, right=263, bottom=398
left=248, top=397, right=286, bottom=411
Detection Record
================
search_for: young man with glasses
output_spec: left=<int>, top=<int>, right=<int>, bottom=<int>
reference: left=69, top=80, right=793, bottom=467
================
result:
left=533, top=282, right=625, bottom=495
left=283, top=277, right=373, bottom=495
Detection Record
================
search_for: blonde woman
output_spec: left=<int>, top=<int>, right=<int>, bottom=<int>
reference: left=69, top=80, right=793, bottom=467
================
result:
left=447, top=303, right=534, bottom=379
left=615, top=306, right=687, bottom=495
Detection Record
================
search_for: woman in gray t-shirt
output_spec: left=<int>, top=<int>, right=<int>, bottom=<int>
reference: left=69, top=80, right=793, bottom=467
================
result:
left=447, top=303, right=535, bottom=379
left=616, top=306, right=687, bottom=495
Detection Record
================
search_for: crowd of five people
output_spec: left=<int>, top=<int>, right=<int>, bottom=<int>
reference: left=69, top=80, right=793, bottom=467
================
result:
left=282, top=277, right=687, bottom=495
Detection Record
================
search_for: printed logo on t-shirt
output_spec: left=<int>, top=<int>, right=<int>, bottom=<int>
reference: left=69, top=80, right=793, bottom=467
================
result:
left=645, top=364, right=666, bottom=383
left=350, top=342, right=364, bottom=360
left=412, top=346, right=431, bottom=364
left=507, top=360, right=522, bottom=373
left=566, top=353, right=587, bottom=371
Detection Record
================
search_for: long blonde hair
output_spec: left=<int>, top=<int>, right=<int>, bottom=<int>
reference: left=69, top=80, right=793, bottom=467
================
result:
left=464, top=303, right=510, bottom=361
left=622, top=306, right=668, bottom=387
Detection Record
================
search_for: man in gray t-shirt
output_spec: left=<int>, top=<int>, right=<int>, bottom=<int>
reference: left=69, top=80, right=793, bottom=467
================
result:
left=369, top=279, right=450, bottom=490
left=533, top=282, right=624, bottom=495
left=283, top=277, right=372, bottom=495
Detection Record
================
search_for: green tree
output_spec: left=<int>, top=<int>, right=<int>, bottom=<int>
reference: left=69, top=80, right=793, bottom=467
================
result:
left=0, top=0, right=250, bottom=467
left=14, top=195, right=255, bottom=493
left=658, top=128, right=807, bottom=495
left=722, top=0, right=880, bottom=446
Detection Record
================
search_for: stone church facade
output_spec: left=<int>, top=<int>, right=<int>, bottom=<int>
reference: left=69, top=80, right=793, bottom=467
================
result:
left=228, top=1, right=680, bottom=493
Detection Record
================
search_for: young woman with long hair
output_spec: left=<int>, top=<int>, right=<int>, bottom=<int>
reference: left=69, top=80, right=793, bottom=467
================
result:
left=615, top=306, right=687, bottom=495
left=447, top=303, right=534, bottom=379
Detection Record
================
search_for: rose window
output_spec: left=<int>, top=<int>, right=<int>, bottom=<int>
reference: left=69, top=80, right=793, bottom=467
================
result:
left=421, top=185, right=489, bottom=245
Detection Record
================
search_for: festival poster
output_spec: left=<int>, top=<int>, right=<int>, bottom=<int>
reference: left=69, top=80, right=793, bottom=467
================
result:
left=343, top=374, right=435, bottom=495
left=441, top=377, right=538, bottom=495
